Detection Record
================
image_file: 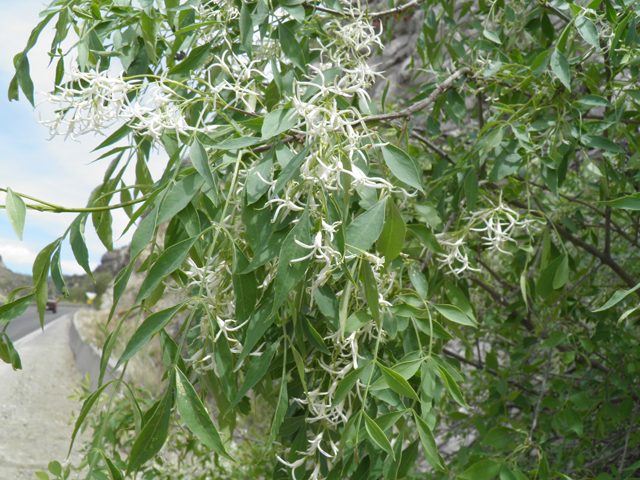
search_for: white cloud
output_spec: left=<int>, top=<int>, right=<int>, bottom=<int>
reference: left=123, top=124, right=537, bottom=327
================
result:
left=60, top=259, right=98, bottom=276
left=0, top=240, right=37, bottom=266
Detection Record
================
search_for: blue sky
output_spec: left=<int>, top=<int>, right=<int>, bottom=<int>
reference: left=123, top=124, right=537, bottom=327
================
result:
left=0, top=2, right=163, bottom=275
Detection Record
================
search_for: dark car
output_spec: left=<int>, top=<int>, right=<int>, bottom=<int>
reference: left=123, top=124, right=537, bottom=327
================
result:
left=46, top=298, right=57, bottom=314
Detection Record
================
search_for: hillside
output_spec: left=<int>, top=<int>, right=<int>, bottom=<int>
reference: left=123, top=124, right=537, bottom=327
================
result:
left=0, top=246, right=129, bottom=304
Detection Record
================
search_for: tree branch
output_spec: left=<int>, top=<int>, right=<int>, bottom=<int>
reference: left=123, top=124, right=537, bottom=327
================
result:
left=361, top=68, right=472, bottom=123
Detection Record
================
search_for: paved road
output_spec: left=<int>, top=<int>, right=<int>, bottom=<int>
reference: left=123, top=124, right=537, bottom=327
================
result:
left=5, top=305, right=81, bottom=343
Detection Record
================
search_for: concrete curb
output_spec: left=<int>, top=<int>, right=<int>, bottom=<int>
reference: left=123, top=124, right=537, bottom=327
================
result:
left=68, top=310, right=124, bottom=390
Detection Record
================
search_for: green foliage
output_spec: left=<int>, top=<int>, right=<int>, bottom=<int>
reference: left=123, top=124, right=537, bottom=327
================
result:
left=4, top=0, right=640, bottom=478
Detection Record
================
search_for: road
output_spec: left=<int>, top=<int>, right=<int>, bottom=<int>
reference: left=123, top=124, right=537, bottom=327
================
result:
left=4, top=304, right=81, bottom=343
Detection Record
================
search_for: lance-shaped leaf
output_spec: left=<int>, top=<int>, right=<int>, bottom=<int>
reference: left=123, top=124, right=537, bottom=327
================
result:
left=115, top=302, right=186, bottom=369
left=228, top=339, right=281, bottom=412
left=346, top=197, right=387, bottom=253
left=262, top=108, right=298, bottom=140
left=0, top=293, right=35, bottom=326
left=127, top=387, right=173, bottom=474
left=278, top=24, right=306, bottom=72
left=377, top=198, right=406, bottom=264
left=175, top=368, right=234, bottom=461
left=413, top=411, right=445, bottom=471
left=361, top=260, right=380, bottom=325
left=379, top=364, right=420, bottom=401
left=332, top=365, right=365, bottom=408
left=364, top=412, right=395, bottom=459
left=458, top=459, right=501, bottom=480
left=6, top=187, right=26, bottom=240
left=190, top=139, right=217, bottom=195
left=433, top=304, right=477, bottom=327
left=136, top=236, right=199, bottom=303
left=381, top=144, right=424, bottom=192
left=272, top=208, right=311, bottom=314
left=70, top=214, right=94, bottom=280
left=68, top=380, right=116, bottom=456
left=550, top=49, right=571, bottom=90
left=593, top=282, right=640, bottom=312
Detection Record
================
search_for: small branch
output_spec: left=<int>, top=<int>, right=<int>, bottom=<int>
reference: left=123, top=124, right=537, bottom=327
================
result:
left=529, top=349, right=553, bottom=442
left=361, top=68, right=472, bottom=123
left=252, top=135, right=297, bottom=153
left=302, top=0, right=426, bottom=18
left=409, top=130, right=455, bottom=164
left=542, top=3, right=571, bottom=23
left=619, top=406, right=638, bottom=474
left=605, top=206, right=612, bottom=256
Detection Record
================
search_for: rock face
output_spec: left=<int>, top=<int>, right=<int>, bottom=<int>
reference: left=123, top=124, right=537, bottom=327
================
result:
left=94, top=246, right=130, bottom=277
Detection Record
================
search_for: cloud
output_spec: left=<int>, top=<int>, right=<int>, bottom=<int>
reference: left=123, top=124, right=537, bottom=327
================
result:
left=0, top=241, right=37, bottom=267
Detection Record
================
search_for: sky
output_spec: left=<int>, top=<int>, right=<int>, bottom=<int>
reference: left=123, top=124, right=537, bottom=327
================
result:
left=0, top=2, right=163, bottom=275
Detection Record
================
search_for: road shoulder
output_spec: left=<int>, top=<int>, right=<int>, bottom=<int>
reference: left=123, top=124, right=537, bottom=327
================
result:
left=0, top=314, right=89, bottom=479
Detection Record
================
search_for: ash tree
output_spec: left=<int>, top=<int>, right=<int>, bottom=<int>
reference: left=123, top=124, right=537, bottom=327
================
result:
left=2, top=0, right=640, bottom=478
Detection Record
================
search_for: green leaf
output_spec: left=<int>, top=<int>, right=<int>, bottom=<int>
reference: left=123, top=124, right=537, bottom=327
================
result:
left=273, top=145, right=311, bottom=195
left=238, top=295, right=275, bottom=366
left=127, top=387, right=173, bottom=474
left=266, top=368, right=289, bottom=449
left=364, top=412, right=395, bottom=458
left=99, top=451, right=123, bottom=480
left=481, top=427, right=518, bottom=449
left=550, top=49, right=571, bottom=90
left=361, top=260, right=380, bottom=325
left=262, top=108, right=298, bottom=140
left=279, top=24, right=306, bottom=72
left=459, top=459, right=502, bottom=480
left=233, top=246, right=257, bottom=323
left=246, top=153, right=274, bottom=205
left=136, top=236, right=199, bottom=303
left=69, top=214, right=95, bottom=281
left=381, top=144, right=424, bottom=192
left=564, top=407, right=583, bottom=436
left=190, top=139, right=217, bottom=195
left=465, top=168, right=479, bottom=210
left=582, top=135, right=625, bottom=153
left=483, top=29, right=502, bottom=44
left=332, top=365, right=365, bottom=408
left=272, top=208, right=311, bottom=313
left=228, top=339, right=281, bottom=411
left=537, top=255, right=564, bottom=299
left=301, top=315, right=331, bottom=354
left=50, top=246, right=67, bottom=296
left=240, top=3, right=253, bottom=55
left=408, top=267, right=429, bottom=299
left=0, top=293, right=35, bottom=326
left=377, top=199, right=406, bottom=264
left=599, top=193, right=640, bottom=210
left=436, top=363, right=469, bottom=408
left=433, top=304, right=476, bottom=327
left=413, top=411, right=445, bottom=470
left=379, top=364, right=420, bottom=401
left=313, top=284, right=340, bottom=330
left=593, top=282, right=640, bottom=311
left=115, top=302, right=186, bottom=369
left=157, top=172, right=204, bottom=224
left=576, top=95, right=611, bottom=108
left=576, top=16, right=599, bottom=47
left=407, top=225, right=445, bottom=254
left=68, top=381, right=115, bottom=456
left=131, top=208, right=157, bottom=259
left=346, top=197, right=387, bottom=253
left=175, top=368, right=234, bottom=460
left=552, top=254, right=569, bottom=289
left=168, top=43, right=211, bottom=75
left=5, top=187, right=26, bottom=240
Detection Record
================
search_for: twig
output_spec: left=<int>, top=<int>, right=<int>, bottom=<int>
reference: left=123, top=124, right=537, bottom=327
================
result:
left=361, top=68, right=472, bottom=123
left=619, top=406, right=638, bottom=474
left=529, top=349, right=553, bottom=442
left=302, top=0, right=426, bottom=18
left=409, top=130, right=455, bottom=164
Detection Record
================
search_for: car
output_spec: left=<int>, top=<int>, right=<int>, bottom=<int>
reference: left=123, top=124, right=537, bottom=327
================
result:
left=46, top=299, right=57, bottom=314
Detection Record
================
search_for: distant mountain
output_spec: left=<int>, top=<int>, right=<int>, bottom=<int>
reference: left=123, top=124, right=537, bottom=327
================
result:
left=0, top=256, right=32, bottom=299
